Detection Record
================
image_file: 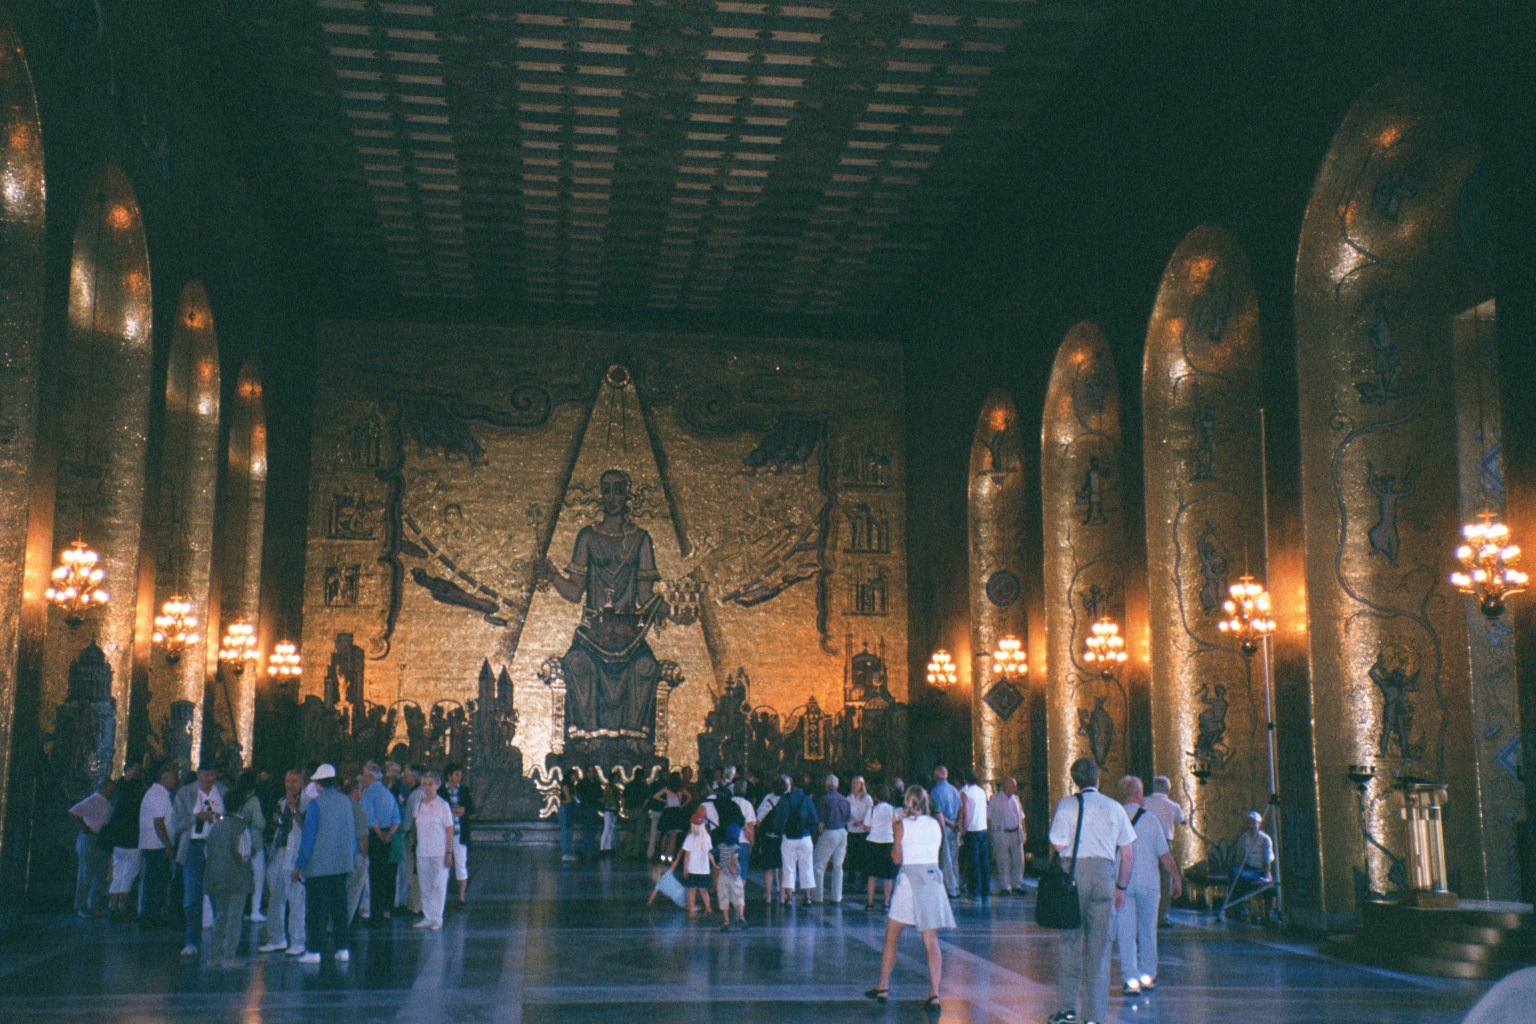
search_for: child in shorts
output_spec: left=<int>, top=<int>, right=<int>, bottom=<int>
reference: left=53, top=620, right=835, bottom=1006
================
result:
left=716, top=839, right=746, bottom=930
left=681, top=810, right=715, bottom=917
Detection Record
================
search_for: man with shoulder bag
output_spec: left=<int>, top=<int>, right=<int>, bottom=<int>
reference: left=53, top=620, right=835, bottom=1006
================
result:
left=1042, top=758, right=1135, bottom=1024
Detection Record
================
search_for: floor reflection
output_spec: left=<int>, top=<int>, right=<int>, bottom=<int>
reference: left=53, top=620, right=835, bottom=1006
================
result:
left=0, top=848, right=1488, bottom=1023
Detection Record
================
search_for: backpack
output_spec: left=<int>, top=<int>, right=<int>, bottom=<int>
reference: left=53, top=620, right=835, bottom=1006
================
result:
left=780, top=790, right=812, bottom=840
left=710, top=793, right=745, bottom=846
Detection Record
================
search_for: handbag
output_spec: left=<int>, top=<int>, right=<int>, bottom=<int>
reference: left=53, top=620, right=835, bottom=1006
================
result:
left=1035, top=794, right=1085, bottom=930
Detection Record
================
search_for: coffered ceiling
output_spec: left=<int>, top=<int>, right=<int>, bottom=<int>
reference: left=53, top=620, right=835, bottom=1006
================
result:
left=239, top=0, right=1107, bottom=320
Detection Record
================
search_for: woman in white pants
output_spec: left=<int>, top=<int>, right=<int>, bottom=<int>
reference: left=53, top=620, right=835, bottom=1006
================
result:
left=412, top=771, right=456, bottom=930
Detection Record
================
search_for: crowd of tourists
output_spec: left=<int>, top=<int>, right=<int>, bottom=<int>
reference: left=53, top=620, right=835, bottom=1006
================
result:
left=67, top=754, right=1273, bottom=1022
left=66, top=758, right=474, bottom=967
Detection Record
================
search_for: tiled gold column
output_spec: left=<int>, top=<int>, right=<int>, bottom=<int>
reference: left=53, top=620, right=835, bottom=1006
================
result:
left=969, top=389, right=1028, bottom=788
left=1043, top=322, right=1129, bottom=804
left=216, top=361, right=266, bottom=766
left=43, top=167, right=153, bottom=774
left=1142, top=225, right=1267, bottom=869
left=151, top=283, right=220, bottom=769
left=0, top=13, right=45, bottom=859
left=1295, top=77, right=1485, bottom=916
left=1450, top=303, right=1522, bottom=899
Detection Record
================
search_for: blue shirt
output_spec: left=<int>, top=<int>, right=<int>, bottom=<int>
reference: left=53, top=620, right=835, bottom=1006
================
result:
left=930, top=780, right=961, bottom=824
left=361, top=779, right=401, bottom=831
left=816, top=790, right=852, bottom=831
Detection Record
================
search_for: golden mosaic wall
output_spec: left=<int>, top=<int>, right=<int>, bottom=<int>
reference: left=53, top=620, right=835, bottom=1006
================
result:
left=968, top=389, right=1029, bottom=787
left=42, top=166, right=152, bottom=774
left=0, top=14, right=45, bottom=859
left=1142, top=225, right=1268, bottom=869
left=300, top=322, right=906, bottom=776
left=1295, top=76, right=1486, bottom=913
left=215, top=361, right=267, bottom=766
left=1042, top=322, right=1130, bottom=804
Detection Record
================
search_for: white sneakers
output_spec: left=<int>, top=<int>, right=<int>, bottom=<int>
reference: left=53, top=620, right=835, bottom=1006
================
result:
left=257, top=941, right=287, bottom=953
left=335, top=949, right=350, bottom=962
left=1139, top=974, right=1156, bottom=990
left=247, top=912, right=267, bottom=923
left=285, top=945, right=304, bottom=956
left=180, top=944, right=198, bottom=957
left=297, top=952, right=321, bottom=964
left=412, top=919, right=431, bottom=928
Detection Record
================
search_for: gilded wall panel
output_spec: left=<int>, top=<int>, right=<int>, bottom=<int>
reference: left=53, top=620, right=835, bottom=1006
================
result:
left=1295, top=77, right=1484, bottom=913
left=1142, top=225, right=1266, bottom=869
left=0, top=14, right=45, bottom=857
left=298, top=323, right=907, bottom=811
left=43, top=167, right=152, bottom=774
left=1043, top=322, right=1129, bottom=804
left=969, top=390, right=1028, bottom=787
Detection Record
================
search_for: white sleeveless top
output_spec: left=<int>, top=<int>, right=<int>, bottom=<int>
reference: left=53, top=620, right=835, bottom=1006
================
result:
left=898, top=814, right=942, bottom=865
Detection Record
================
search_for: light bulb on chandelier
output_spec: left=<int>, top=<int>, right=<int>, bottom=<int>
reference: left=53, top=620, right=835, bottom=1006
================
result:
left=46, top=540, right=110, bottom=627
left=1450, top=512, right=1527, bottom=618
left=1217, top=573, right=1276, bottom=656
left=152, top=597, right=199, bottom=665
left=926, top=649, right=957, bottom=688
left=218, top=621, right=261, bottom=676
left=991, top=635, right=1027, bottom=680
left=268, top=640, right=302, bottom=678
left=1082, top=617, right=1127, bottom=680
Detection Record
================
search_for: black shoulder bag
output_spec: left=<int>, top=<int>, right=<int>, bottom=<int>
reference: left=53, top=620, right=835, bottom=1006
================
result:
left=1035, top=794, right=1085, bottom=930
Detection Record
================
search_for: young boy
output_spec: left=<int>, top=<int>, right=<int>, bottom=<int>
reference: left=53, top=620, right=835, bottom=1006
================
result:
left=716, top=840, right=746, bottom=930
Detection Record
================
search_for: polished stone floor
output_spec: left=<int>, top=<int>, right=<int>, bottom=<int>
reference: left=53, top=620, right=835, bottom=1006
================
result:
left=0, top=848, right=1492, bottom=1024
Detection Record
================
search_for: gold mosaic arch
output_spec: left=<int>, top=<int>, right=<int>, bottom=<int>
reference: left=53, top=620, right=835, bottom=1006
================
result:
left=1042, top=321, right=1129, bottom=805
left=150, top=282, right=221, bottom=769
left=1295, top=76, right=1487, bottom=914
left=1142, top=224, right=1265, bottom=870
left=968, top=388, right=1028, bottom=788
left=0, top=7, right=45, bottom=860
left=43, top=166, right=152, bottom=774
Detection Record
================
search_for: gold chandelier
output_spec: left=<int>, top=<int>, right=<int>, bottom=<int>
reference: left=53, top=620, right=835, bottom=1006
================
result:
left=925, top=649, right=957, bottom=687
left=268, top=640, right=301, bottom=678
left=991, top=635, right=1027, bottom=680
left=218, top=621, right=260, bottom=675
left=152, top=596, right=198, bottom=664
left=46, top=540, right=109, bottom=627
left=1082, top=617, right=1127, bottom=679
left=1450, top=512, right=1527, bottom=618
left=1217, top=573, right=1276, bottom=655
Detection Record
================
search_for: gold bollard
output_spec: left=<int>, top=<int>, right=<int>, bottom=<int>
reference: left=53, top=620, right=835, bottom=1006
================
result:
left=1399, top=783, right=1456, bottom=908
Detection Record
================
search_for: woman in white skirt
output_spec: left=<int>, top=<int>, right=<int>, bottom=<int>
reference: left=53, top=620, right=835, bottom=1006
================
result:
left=865, top=784, right=955, bottom=1010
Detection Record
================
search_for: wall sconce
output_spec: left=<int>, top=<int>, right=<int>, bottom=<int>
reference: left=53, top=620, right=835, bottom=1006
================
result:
left=218, top=621, right=260, bottom=675
left=1082, top=617, right=1127, bottom=679
left=268, top=640, right=301, bottom=678
left=152, top=596, right=198, bottom=665
left=991, top=635, right=1027, bottom=680
left=46, top=540, right=109, bottom=627
left=926, top=649, right=957, bottom=688
left=1450, top=512, right=1526, bottom=618
left=1217, top=573, right=1275, bottom=656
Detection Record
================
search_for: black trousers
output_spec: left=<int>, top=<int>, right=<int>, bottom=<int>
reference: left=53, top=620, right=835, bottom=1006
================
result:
left=305, top=872, right=350, bottom=955
left=368, top=834, right=395, bottom=916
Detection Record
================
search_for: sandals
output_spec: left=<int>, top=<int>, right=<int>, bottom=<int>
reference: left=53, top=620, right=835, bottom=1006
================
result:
left=925, top=995, right=941, bottom=1010
left=864, top=987, right=889, bottom=1003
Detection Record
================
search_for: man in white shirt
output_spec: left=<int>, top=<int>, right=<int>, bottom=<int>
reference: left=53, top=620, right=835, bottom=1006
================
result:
left=957, top=770, right=991, bottom=903
left=987, top=776, right=1026, bottom=895
left=1116, top=776, right=1182, bottom=995
left=412, top=771, right=457, bottom=930
left=259, top=769, right=308, bottom=954
left=175, top=767, right=225, bottom=956
left=1142, top=775, right=1186, bottom=927
left=138, top=765, right=178, bottom=924
left=1046, top=758, right=1136, bottom=1024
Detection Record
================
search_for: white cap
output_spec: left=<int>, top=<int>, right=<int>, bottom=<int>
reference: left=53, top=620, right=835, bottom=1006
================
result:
left=310, top=763, right=337, bottom=781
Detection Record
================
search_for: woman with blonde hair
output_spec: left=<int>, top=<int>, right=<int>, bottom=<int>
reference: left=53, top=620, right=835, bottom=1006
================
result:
left=865, top=784, right=955, bottom=1010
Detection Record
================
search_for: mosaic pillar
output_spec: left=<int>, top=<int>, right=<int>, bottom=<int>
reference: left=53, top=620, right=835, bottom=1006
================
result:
left=151, top=283, right=220, bottom=770
left=969, top=389, right=1028, bottom=788
left=0, top=12, right=45, bottom=864
left=217, top=361, right=266, bottom=766
left=1451, top=303, right=1523, bottom=900
left=1043, top=322, right=1129, bottom=804
left=1142, top=225, right=1267, bottom=870
left=1295, top=76, right=1486, bottom=916
left=43, top=166, right=153, bottom=775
